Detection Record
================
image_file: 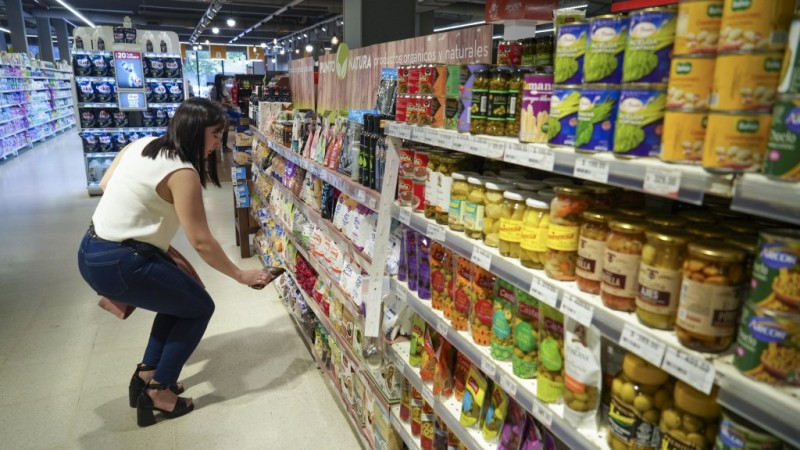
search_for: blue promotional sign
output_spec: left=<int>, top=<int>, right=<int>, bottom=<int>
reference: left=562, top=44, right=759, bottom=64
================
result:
left=114, top=50, right=148, bottom=111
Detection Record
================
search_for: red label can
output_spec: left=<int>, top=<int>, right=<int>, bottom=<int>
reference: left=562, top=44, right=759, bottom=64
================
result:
left=397, top=66, right=409, bottom=94
left=396, top=94, right=409, bottom=123
left=413, top=179, right=426, bottom=211
left=399, top=147, right=416, bottom=177
left=413, top=149, right=430, bottom=181
left=407, top=66, right=421, bottom=95
left=398, top=176, right=415, bottom=207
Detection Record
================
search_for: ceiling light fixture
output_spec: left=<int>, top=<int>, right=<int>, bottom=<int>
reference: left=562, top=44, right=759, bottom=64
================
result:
left=227, top=18, right=235, bottom=27
left=321, top=26, right=326, bottom=32
left=274, top=38, right=278, bottom=44
left=0, top=27, right=9, bottom=33
left=305, top=44, right=312, bottom=52
left=271, top=58, right=277, bottom=63
left=303, top=33, right=308, bottom=38
left=280, top=49, right=285, bottom=55
left=261, top=42, right=267, bottom=48
left=54, top=0, right=96, bottom=28
left=433, top=20, right=485, bottom=32
left=295, top=48, right=299, bottom=54
left=559, top=4, right=588, bottom=10
left=212, top=27, right=219, bottom=34
left=331, top=35, right=339, bottom=45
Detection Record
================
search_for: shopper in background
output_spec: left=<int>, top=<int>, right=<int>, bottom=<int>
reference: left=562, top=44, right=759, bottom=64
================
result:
left=208, top=73, right=233, bottom=151
left=77, top=97, right=284, bottom=427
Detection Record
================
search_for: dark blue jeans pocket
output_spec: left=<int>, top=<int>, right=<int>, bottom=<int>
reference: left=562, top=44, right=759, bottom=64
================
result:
left=81, top=247, right=133, bottom=298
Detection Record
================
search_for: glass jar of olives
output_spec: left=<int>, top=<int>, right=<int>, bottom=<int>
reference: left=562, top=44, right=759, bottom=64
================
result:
left=659, top=382, right=721, bottom=450
left=585, top=184, right=619, bottom=210
left=448, top=171, right=471, bottom=232
left=646, top=213, right=688, bottom=229
left=520, top=195, right=551, bottom=269
left=506, top=69, right=526, bottom=137
left=435, top=155, right=458, bottom=225
left=607, top=353, right=672, bottom=450
left=675, top=241, right=746, bottom=353
left=499, top=190, right=527, bottom=258
left=483, top=181, right=513, bottom=247
left=636, top=229, right=691, bottom=330
left=576, top=210, right=614, bottom=295
left=464, top=176, right=486, bottom=240
left=470, top=70, right=490, bottom=135
left=545, top=186, right=589, bottom=281
left=601, top=218, right=648, bottom=312
left=487, top=70, right=509, bottom=136
left=424, top=152, right=441, bottom=219
left=687, top=223, right=728, bottom=241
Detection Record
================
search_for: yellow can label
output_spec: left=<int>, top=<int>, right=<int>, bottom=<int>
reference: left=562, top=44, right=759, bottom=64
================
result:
left=676, top=0, right=724, bottom=54
left=661, top=110, right=708, bottom=162
left=499, top=218, right=523, bottom=243
left=719, top=0, right=795, bottom=51
left=702, top=112, right=772, bottom=171
left=710, top=51, right=783, bottom=111
left=667, top=56, right=716, bottom=109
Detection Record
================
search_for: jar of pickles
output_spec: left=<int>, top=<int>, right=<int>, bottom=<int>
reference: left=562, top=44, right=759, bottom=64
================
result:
left=464, top=177, right=486, bottom=240
left=601, top=218, right=648, bottom=312
left=585, top=184, right=619, bottom=210
left=675, top=242, right=746, bottom=353
left=659, top=382, right=721, bottom=450
left=576, top=210, right=614, bottom=295
left=499, top=190, right=526, bottom=258
left=546, top=186, right=589, bottom=281
left=424, top=152, right=441, bottom=219
left=520, top=196, right=551, bottom=269
left=483, top=181, right=513, bottom=247
left=678, top=210, right=717, bottom=225
left=636, top=229, right=691, bottom=330
left=607, top=353, right=672, bottom=450
left=506, top=69, right=525, bottom=137
left=687, top=223, right=728, bottom=241
left=535, top=35, right=554, bottom=67
left=448, top=172, right=470, bottom=232
left=470, top=70, right=490, bottom=135
left=487, top=70, right=510, bottom=136
left=435, top=155, right=459, bottom=225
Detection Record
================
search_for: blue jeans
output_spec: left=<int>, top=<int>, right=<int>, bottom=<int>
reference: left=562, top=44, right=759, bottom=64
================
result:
left=77, top=230, right=215, bottom=384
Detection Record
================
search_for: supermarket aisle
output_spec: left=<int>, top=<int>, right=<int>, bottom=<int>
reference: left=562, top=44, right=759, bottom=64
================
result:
left=0, top=131, right=360, bottom=449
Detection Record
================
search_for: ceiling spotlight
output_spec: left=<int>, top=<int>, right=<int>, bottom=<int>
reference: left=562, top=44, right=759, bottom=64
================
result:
left=303, top=33, right=308, bottom=38
left=212, top=27, right=219, bottom=34
left=321, top=26, right=326, bottom=32
left=227, top=18, right=235, bottom=27
left=280, top=49, right=285, bottom=55
left=273, top=38, right=278, bottom=44
left=305, top=44, right=313, bottom=52
left=295, top=48, right=299, bottom=54
left=261, top=42, right=266, bottom=48
left=271, top=58, right=277, bottom=63
left=205, top=39, right=210, bottom=44
left=331, top=35, right=339, bottom=45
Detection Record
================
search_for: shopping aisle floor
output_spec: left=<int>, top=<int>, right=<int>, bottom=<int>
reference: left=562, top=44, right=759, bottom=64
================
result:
left=0, top=130, right=360, bottom=450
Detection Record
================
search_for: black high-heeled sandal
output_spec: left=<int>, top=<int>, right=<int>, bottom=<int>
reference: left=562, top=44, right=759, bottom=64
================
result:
left=136, top=382, right=194, bottom=427
left=128, top=364, right=185, bottom=408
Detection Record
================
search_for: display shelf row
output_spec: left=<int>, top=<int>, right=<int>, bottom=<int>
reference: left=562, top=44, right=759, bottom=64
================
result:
left=76, top=102, right=181, bottom=109
left=259, top=163, right=373, bottom=270
left=254, top=181, right=364, bottom=322
left=391, top=280, right=603, bottom=450
left=272, top=276, right=373, bottom=450
left=252, top=125, right=381, bottom=211
left=0, top=115, right=26, bottom=126
left=385, top=122, right=734, bottom=206
left=80, top=127, right=166, bottom=134
left=392, top=203, right=800, bottom=448
left=85, top=151, right=118, bottom=158
left=29, top=114, right=74, bottom=130
left=0, top=102, right=23, bottom=108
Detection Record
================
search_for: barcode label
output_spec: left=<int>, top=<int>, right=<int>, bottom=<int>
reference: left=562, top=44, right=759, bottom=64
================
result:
left=619, top=323, right=666, bottom=367
left=573, top=157, right=609, bottom=184
left=481, top=357, right=497, bottom=378
left=500, top=374, right=518, bottom=397
left=530, top=146, right=556, bottom=172
left=470, top=246, right=492, bottom=271
left=661, top=347, right=715, bottom=394
left=427, top=223, right=447, bottom=242
left=560, top=294, right=594, bottom=327
left=399, top=208, right=412, bottom=226
left=436, top=133, right=454, bottom=148
left=452, top=134, right=470, bottom=151
left=530, top=277, right=559, bottom=308
left=505, top=143, right=526, bottom=165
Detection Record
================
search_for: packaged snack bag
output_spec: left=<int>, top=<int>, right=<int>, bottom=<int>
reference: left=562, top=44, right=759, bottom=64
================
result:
left=513, top=287, right=540, bottom=378
left=563, top=318, right=601, bottom=430
left=537, top=304, right=565, bottom=404
left=460, top=367, right=489, bottom=428
left=433, top=338, right=456, bottom=398
left=434, top=415, right=448, bottom=450
left=498, top=398, right=527, bottom=450
left=409, top=314, right=426, bottom=367
left=491, top=278, right=516, bottom=360
left=482, top=382, right=509, bottom=441
left=420, top=327, right=439, bottom=382
left=430, top=242, right=453, bottom=313
left=418, top=234, right=433, bottom=300
left=451, top=256, right=472, bottom=331
left=470, top=265, right=497, bottom=345
left=520, top=413, right=544, bottom=450
left=399, top=377, right=411, bottom=422
left=421, top=399, right=435, bottom=450
left=453, top=351, right=472, bottom=401
left=411, top=386, right=423, bottom=436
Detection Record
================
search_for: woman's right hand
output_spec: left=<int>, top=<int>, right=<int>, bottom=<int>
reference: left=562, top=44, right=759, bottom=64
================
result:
left=238, top=268, right=270, bottom=287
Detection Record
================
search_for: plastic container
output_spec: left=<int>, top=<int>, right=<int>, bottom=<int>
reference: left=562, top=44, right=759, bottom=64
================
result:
left=545, top=186, right=589, bottom=281
left=601, top=218, right=648, bottom=312
left=576, top=210, right=614, bottom=295
left=636, top=229, right=690, bottom=330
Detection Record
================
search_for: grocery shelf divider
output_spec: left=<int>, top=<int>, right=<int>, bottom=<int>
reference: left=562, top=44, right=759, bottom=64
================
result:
left=730, top=173, right=800, bottom=226
left=384, top=122, right=733, bottom=205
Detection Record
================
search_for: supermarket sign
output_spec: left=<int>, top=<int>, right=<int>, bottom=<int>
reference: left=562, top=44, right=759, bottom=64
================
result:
left=485, top=0, right=558, bottom=22
left=314, top=24, right=493, bottom=114
left=288, top=57, right=315, bottom=110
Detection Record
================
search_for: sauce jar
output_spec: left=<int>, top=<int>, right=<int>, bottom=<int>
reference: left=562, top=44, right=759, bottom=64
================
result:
left=601, top=218, right=648, bottom=312
left=687, top=223, right=728, bottom=241
left=646, top=213, right=688, bottom=229
left=676, top=241, right=747, bottom=353
left=499, top=190, right=527, bottom=258
left=678, top=210, right=717, bottom=225
left=585, top=184, right=620, bottom=210
left=618, top=207, right=647, bottom=219
left=576, top=210, right=615, bottom=295
left=448, top=171, right=470, bottom=232
left=659, top=382, right=721, bottom=450
left=608, top=353, right=672, bottom=450
left=724, top=234, right=758, bottom=277
left=636, top=229, right=691, bottom=330
left=520, top=195, right=551, bottom=270
left=464, top=177, right=486, bottom=240
left=483, top=181, right=513, bottom=247
left=470, top=70, right=490, bottom=135
left=546, top=186, right=590, bottom=281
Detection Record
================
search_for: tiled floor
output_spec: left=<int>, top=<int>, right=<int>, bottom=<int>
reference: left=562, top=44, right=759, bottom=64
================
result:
left=0, top=130, right=360, bottom=449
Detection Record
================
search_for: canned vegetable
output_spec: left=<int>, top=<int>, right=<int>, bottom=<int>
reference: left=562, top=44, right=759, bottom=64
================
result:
left=614, top=86, right=667, bottom=157
left=702, top=111, right=771, bottom=172
left=575, top=85, right=620, bottom=152
left=584, top=15, right=628, bottom=84
left=623, top=7, right=677, bottom=84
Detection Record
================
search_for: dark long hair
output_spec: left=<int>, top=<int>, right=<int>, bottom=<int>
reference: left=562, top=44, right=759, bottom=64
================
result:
left=213, top=73, right=224, bottom=101
left=141, top=97, right=225, bottom=187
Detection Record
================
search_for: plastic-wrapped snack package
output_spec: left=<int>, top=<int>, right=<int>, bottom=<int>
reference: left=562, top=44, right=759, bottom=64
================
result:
left=342, top=197, right=359, bottom=242
left=491, top=278, right=516, bottom=361
left=451, top=255, right=471, bottom=331
left=375, top=68, right=398, bottom=115
left=498, top=398, right=527, bottom=450
left=332, top=193, right=348, bottom=231
left=362, top=210, right=378, bottom=258
left=482, top=382, right=509, bottom=442
left=384, top=225, right=402, bottom=276
left=470, top=266, right=497, bottom=346
left=520, top=413, right=544, bottom=450
left=453, top=351, right=472, bottom=401
left=459, top=366, right=489, bottom=429
left=400, top=378, right=412, bottom=422
left=311, top=226, right=325, bottom=259
left=338, top=120, right=361, bottom=177
left=299, top=172, right=316, bottom=208
left=398, top=226, right=408, bottom=282
left=421, top=399, right=435, bottom=450
left=433, top=415, right=448, bottom=450
left=320, top=184, right=334, bottom=220
left=420, top=326, right=439, bottom=382
left=289, top=167, right=306, bottom=197
left=411, top=386, right=423, bottom=437
left=329, top=241, right=345, bottom=280
left=433, top=337, right=455, bottom=398
left=430, top=242, right=453, bottom=313
left=404, top=227, right=419, bottom=293
left=351, top=205, right=367, bottom=252
left=417, top=234, right=433, bottom=300
left=537, top=304, right=565, bottom=404
left=563, top=318, right=601, bottom=431
left=409, top=314, right=426, bottom=367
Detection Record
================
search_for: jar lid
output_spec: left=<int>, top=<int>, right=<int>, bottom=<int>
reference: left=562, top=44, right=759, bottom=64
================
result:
left=503, top=190, right=526, bottom=201
left=467, top=176, right=485, bottom=186
left=525, top=196, right=549, bottom=209
left=500, top=169, right=528, bottom=176
left=687, top=223, right=728, bottom=240
left=645, top=228, right=691, bottom=245
left=609, top=218, right=648, bottom=233
left=678, top=209, right=717, bottom=224
left=543, top=177, right=575, bottom=187
left=618, top=207, right=647, bottom=218
left=482, top=171, right=498, bottom=177
left=622, top=353, right=669, bottom=385
left=725, top=234, right=758, bottom=255
left=674, top=381, right=721, bottom=420
left=513, top=180, right=546, bottom=191
left=721, top=219, right=759, bottom=235
left=582, top=210, right=615, bottom=223
left=584, top=183, right=619, bottom=195
left=688, top=241, right=746, bottom=262
left=452, top=172, right=468, bottom=181
left=536, top=189, right=557, bottom=203
left=485, top=181, right=514, bottom=191
left=646, top=213, right=688, bottom=228
left=553, top=185, right=589, bottom=196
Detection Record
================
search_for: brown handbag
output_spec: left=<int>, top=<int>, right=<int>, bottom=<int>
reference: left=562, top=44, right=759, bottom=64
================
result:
left=97, top=246, right=204, bottom=319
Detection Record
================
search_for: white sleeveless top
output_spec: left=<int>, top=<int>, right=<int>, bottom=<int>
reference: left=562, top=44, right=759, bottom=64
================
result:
left=92, top=137, right=197, bottom=251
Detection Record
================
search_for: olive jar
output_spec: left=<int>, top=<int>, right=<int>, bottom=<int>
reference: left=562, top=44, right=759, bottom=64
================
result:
left=636, top=229, right=691, bottom=330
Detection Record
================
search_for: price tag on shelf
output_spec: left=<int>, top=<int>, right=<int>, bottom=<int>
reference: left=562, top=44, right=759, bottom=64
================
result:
left=436, top=319, right=449, bottom=338
left=559, top=294, right=594, bottom=327
left=435, top=133, right=454, bottom=149
left=504, top=143, right=527, bottom=165
left=529, top=146, right=556, bottom=172
left=466, top=137, right=483, bottom=155
left=470, top=247, right=492, bottom=271
left=399, top=208, right=412, bottom=226
left=396, top=125, right=412, bottom=140
left=573, top=156, right=610, bottom=184
left=661, top=347, right=715, bottom=394
left=644, top=167, right=682, bottom=198
left=452, top=134, right=470, bottom=152
left=481, top=357, right=497, bottom=378
left=424, top=128, right=436, bottom=144
left=532, top=402, right=553, bottom=429
left=395, top=287, right=408, bottom=304
left=481, top=138, right=506, bottom=159
left=500, top=374, right=518, bottom=397
left=529, top=277, right=559, bottom=308
left=385, top=122, right=398, bottom=136
left=422, top=387, right=435, bottom=405
left=619, top=323, right=666, bottom=367
left=427, top=223, right=447, bottom=242
left=356, top=189, right=367, bottom=204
